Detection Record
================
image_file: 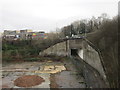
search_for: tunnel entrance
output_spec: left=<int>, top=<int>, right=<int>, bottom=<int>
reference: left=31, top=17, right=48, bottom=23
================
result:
left=71, top=49, right=78, bottom=56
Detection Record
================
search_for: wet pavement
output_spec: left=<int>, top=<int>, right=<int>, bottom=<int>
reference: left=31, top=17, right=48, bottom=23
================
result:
left=1, top=58, right=86, bottom=89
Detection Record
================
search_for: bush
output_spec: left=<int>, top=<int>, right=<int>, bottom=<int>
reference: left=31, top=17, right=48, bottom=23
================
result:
left=24, top=57, right=40, bottom=61
left=10, top=50, right=17, bottom=56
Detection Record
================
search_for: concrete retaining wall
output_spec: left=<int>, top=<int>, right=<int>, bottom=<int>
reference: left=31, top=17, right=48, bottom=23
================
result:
left=70, top=56, right=109, bottom=88
left=39, top=41, right=69, bottom=56
left=81, top=42, right=106, bottom=80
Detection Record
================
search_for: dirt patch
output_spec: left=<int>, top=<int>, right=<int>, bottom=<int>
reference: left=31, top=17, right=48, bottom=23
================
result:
left=14, top=75, right=45, bottom=87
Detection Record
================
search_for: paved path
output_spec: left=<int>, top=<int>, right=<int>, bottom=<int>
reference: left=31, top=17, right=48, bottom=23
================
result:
left=50, top=58, right=86, bottom=88
left=1, top=58, right=86, bottom=89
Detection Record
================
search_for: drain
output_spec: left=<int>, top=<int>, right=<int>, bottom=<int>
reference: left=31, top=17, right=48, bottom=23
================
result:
left=14, top=75, right=45, bottom=87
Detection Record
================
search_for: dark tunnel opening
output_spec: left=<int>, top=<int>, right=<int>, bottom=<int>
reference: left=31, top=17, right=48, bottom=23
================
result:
left=71, top=49, right=78, bottom=56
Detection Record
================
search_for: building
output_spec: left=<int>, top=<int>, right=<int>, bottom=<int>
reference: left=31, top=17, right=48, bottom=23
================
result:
left=3, top=30, right=19, bottom=40
left=3, top=29, right=47, bottom=40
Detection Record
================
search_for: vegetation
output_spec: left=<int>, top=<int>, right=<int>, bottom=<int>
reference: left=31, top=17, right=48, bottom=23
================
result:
left=61, top=13, right=110, bottom=37
left=86, top=16, right=118, bottom=88
left=2, top=32, right=62, bottom=62
left=2, top=40, right=38, bottom=61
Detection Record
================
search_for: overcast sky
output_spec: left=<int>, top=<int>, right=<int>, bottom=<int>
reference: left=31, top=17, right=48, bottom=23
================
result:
left=0, top=0, right=119, bottom=32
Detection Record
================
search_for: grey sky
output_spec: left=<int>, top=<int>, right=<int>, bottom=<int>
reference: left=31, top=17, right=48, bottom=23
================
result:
left=0, top=0, right=119, bottom=32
